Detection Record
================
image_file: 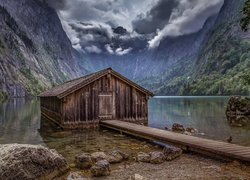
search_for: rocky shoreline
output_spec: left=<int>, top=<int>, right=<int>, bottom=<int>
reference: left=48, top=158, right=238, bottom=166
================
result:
left=1, top=142, right=250, bottom=180
left=0, top=143, right=182, bottom=179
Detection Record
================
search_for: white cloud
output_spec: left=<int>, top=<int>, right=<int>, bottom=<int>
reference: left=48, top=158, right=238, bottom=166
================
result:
left=115, top=47, right=132, bottom=56
left=105, top=44, right=114, bottom=54
left=60, top=19, right=80, bottom=45
left=105, top=45, right=132, bottom=56
left=54, top=0, right=224, bottom=52
left=148, top=0, right=224, bottom=49
left=85, top=45, right=102, bottom=54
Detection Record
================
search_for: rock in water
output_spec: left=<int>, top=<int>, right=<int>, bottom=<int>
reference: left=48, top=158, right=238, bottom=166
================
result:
left=149, top=151, right=165, bottom=164
left=91, top=152, right=108, bottom=162
left=163, top=146, right=182, bottom=161
left=226, top=96, right=250, bottom=126
left=186, top=127, right=198, bottom=134
left=137, top=152, right=151, bottom=163
left=90, top=160, right=111, bottom=177
left=0, top=144, right=68, bottom=180
left=75, top=153, right=93, bottom=169
left=227, top=136, right=233, bottom=143
left=172, top=123, right=185, bottom=132
left=107, top=150, right=129, bottom=164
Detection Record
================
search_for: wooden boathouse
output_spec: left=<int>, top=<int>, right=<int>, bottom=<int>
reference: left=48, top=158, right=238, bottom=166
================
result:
left=39, top=68, right=154, bottom=129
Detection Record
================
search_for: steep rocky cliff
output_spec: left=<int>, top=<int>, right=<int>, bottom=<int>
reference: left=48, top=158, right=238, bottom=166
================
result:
left=0, top=0, right=87, bottom=99
left=141, top=0, right=250, bottom=95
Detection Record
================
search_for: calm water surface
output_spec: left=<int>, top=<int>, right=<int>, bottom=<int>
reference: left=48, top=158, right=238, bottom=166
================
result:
left=0, top=96, right=250, bottom=162
left=149, top=96, right=250, bottom=146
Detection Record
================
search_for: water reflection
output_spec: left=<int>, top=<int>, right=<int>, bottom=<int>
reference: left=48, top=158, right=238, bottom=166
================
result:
left=0, top=98, right=158, bottom=165
left=0, top=97, right=250, bottom=150
left=149, top=96, right=250, bottom=146
left=0, top=98, right=43, bottom=144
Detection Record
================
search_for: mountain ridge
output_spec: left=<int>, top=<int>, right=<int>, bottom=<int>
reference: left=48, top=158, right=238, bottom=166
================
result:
left=140, top=0, right=250, bottom=95
left=0, top=0, right=249, bottom=100
left=0, top=0, right=87, bottom=100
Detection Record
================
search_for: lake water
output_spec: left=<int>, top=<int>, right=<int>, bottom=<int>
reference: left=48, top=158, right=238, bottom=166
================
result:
left=148, top=96, right=250, bottom=146
left=0, top=96, right=250, bottom=157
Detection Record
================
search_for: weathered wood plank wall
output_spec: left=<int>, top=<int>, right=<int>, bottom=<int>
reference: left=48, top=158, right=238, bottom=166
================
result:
left=62, top=74, right=148, bottom=124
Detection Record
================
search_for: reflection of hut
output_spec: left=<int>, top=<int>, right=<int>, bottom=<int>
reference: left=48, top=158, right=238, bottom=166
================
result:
left=39, top=68, right=154, bottom=129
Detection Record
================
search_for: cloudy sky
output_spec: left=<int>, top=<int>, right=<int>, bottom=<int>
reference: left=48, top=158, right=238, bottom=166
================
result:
left=47, top=0, right=224, bottom=54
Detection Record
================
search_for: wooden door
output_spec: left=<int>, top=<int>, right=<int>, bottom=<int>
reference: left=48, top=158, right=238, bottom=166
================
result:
left=98, top=92, right=113, bottom=120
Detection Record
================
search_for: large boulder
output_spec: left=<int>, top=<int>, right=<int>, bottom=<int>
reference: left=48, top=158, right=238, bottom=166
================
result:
left=149, top=151, right=165, bottom=164
left=163, top=145, right=182, bottom=161
left=226, top=96, right=250, bottom=126
left=75, top=153, right=93, bottom=169
left=0, top=144, right=68, bottom=180
left=90, top=160, right=111, bottom=177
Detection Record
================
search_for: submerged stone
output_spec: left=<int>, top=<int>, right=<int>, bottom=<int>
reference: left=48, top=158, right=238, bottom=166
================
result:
left=107, top=150, right=129, bottom=164
left=91, top=152, right=108, bottom=162
left=172, top=123, right=185, bottom=132
left=0, top=144, right=68, bottom=180
left=75, top=153, right=93, bottom=169
left=90, top=160, right=111, bottom=177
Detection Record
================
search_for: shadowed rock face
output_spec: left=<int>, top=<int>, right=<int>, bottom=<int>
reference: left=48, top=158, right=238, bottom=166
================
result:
left=0, top=144, right=68, bottom=179
left=226, top=96, right=250, bottom=126
left=0, top=0, right=87, bottom=98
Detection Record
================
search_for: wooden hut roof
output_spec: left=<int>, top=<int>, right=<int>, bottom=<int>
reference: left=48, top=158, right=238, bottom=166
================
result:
left=39, top=68, right=154, bottom=98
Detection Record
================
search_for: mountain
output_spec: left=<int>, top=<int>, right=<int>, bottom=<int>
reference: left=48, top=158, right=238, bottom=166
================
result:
left=82, top=14, right=217, bottom=82
left=0, top=0, right=249, bottom=99
left=140, top=0, right=250, bottom=96
left=0, top=0, right=87, bottom=100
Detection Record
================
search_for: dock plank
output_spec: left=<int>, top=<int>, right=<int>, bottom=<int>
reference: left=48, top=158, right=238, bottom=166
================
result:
left=100, top=120, right=250, bottom=162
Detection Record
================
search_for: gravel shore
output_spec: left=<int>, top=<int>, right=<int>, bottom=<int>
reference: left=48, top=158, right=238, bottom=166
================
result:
left=91, top=153, right=250, bottom=180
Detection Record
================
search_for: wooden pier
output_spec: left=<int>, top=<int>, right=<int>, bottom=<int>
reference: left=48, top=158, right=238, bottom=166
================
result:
left=101, top=120, right=250, bottom=162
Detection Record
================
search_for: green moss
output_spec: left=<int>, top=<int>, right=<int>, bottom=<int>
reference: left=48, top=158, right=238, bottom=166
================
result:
left=19, top=66, right=45, bottom=96
left=0, top=91, right=7, bottom=102
left=0, top=39, right=4, bottom=49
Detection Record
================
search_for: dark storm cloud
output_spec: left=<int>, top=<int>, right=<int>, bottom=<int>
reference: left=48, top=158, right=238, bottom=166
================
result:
left=65, top=21, right=137, bottom=55
left=148, top=0, right=225, bottom=48
left=132, top=0, right=179, bottom=34
left=55, top=0, right=156, bottom=30
left=50, top=0, right=224, bottom=53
